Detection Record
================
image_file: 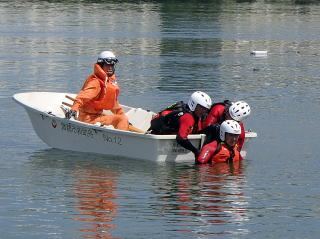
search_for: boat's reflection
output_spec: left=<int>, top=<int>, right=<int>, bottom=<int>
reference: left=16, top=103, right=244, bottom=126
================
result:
left=157, top=160, right=249, bottom=236
left=72, top=165, right=118, bottom=239
left=28, top=149, right=121, bottom=239
left=28, top=149, right=249, bottom=237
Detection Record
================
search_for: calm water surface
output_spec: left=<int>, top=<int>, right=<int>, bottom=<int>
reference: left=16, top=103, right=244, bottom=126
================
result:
left=1, top=0, right=320, bottom=238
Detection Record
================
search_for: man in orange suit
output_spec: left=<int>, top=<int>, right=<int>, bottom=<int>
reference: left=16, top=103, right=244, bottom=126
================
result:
left=66, top=51, right=129, bottom=131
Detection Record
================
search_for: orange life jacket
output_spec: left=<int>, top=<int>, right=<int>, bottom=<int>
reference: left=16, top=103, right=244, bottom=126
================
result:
left=85, top=64, right=120, bottom=111
left=212, top=142, right=240, bottom=163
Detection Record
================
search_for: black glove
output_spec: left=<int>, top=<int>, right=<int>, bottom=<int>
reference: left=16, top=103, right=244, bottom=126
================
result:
left=176, top=135, right=200, bottom=159
left=65, top=109, right=78, bottom=120
left=194, top=150, right=200, bottom=159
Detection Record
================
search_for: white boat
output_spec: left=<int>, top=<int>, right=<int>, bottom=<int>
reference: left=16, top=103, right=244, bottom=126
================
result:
left=13, top=92, right=257, bottom=162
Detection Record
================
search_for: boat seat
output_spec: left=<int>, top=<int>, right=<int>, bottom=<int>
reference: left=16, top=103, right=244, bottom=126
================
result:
left=126, top=108, right=155, bottom=131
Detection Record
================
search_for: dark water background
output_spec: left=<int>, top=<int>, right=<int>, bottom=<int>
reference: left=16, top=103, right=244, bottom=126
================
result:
left=1, top=0, right=320, bottom=238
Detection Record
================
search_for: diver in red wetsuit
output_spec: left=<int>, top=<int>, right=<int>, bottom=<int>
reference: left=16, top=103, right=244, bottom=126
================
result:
left=200, top=101, right=251, bottom=151
left=149, top=91, right=212, bottom=158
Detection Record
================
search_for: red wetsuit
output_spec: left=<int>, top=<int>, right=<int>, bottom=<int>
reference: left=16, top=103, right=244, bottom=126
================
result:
left=178, top=113, right=196, bottom=139
left=175, top=113, right=201, bottom=157
left=149, top=109, right=200, bottom=157
left=202, top=104, right=226, bottom=128
left=201, top=104, right=246, bottom=151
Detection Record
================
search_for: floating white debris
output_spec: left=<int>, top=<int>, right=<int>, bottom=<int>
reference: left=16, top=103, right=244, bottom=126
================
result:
left=250, top=50, right=268, bottom=57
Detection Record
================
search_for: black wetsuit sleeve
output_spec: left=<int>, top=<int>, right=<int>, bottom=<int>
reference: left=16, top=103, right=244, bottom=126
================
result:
left=176, top=134, right=200, bottom=157
left=198, top=124, right=220, bottom=146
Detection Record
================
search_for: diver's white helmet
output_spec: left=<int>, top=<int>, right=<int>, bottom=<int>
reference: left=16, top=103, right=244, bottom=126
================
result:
left=229, top=101, right=251, bottom=121
left=188, top=91, right=212, bottom=112
left=220, top=120, right=241, bottom=141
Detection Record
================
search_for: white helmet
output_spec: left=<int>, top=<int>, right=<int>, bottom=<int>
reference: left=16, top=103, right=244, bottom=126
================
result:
left=229, top=101, right=251, bottom=121
left=97, top=51, right=118, bottom=65
left=220, top=120, right=241, bottom=141
left=188, top=91, right=212, bottom=111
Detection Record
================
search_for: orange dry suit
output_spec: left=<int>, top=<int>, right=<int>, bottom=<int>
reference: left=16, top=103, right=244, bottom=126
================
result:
left=212, top=142, right=240, bottom=164
left=197, top=141, right=240, bottom=164
left=71, top=64, right=129, bottom=130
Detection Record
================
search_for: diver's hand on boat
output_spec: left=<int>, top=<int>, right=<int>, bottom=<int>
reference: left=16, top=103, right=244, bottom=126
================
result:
left=65, top=109, right=78, bottom=120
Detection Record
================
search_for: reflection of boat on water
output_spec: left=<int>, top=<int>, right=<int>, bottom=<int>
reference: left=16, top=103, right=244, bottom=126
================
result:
left=154, top=161, right=250, bottom=236
left=72, top=166, right=118, bottom=239
left=28, top=149, right=120, bottom=239
left=28, top=148, right=250, bottom=237
left=13, top=92, right=257, bottom=162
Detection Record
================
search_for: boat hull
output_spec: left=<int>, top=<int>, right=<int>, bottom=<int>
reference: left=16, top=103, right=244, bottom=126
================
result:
left=26, top=109, right=203, bottom=161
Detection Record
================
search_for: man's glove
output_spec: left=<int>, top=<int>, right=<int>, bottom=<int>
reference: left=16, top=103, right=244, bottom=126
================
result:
left=65, top=109, right=78, bottom=120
